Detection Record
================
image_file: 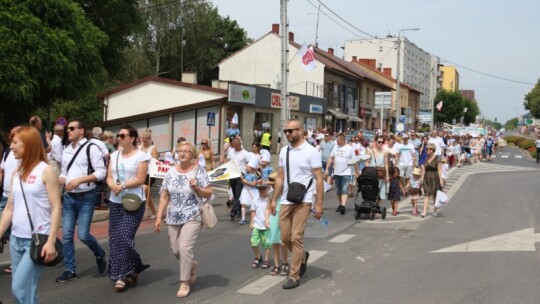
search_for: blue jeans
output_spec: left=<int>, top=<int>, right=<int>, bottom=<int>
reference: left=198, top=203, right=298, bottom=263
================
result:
left=62, top=190, right=105, bottom=272
left=334, top=175, right=350, bottom=195
left=10, top=235, right=44, bottom=304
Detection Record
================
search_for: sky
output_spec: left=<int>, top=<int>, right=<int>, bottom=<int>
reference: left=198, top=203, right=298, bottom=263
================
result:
left=210, top=0, right=540, bottom=124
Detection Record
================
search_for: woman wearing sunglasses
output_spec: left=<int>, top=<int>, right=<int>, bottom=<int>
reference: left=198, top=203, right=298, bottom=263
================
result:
left=197, top=138, right=214, bottom=172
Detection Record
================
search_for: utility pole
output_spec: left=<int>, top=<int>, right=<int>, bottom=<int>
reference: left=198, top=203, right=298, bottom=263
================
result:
left=314, top=4, right=321, bottom=48
left=280, top=0, right=289, bottom=132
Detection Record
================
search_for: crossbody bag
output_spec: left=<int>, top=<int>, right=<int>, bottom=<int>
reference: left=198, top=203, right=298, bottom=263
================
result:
left=286, top=147, right=313, bottom=204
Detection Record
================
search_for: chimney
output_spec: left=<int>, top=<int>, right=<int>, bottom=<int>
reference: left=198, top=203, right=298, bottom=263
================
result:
left=328, top=48, right=334, bottom=55
left=352, top=56, right=357, bottom=62
left=383, top=68, right=392, bottom=77
left=359, top=58, right=376, bottom=69
left=272, top=24, right=279, bottom=34
left=288, top=32, right=294, bottom=42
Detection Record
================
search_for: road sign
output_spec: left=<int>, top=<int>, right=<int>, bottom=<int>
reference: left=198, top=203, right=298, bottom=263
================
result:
left=56, top=116, right=67, bottom=126
left=207, top=112, right=216, bottom=126
left=527, top=119, right=533, bottom=124
left=374, top=92, right=392, bottom=109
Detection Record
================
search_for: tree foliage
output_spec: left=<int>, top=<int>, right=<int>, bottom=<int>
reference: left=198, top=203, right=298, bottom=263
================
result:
left=0, top=0, right=107, bottom=128
left=524, top=78, right=540, bottom=118
left=504, top=117, right=519, bottom=130
left=433, top=90, right=480, bottom=125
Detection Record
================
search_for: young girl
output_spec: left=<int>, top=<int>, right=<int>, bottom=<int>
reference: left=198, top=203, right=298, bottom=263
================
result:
left=387, top=167, right=402, bottom=216
left=265, top=173, right=289, bottom=276
left=250, top=180, right=272, bottom=269
left=239, top=156, right=260, bottom=225
left=404, top=167, right=422, bottom=215
left=441, top=158, right=449, bottom=186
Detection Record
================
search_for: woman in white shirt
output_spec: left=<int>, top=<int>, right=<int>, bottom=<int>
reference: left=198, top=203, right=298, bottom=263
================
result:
left=138, top=128, right=158, bottom=219
left=106, top=126, right=150, bottom=292
left=0, top=126, right=61, bottom=303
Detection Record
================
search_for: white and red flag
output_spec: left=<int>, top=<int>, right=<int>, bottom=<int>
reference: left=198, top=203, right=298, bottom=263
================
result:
left=298, top=44, right=316, bottom=72
left=436, top=101, right=443, bottom=112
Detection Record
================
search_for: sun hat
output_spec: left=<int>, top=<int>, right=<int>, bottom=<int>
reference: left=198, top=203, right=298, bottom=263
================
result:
left=412, top=167, right=421, bottom=176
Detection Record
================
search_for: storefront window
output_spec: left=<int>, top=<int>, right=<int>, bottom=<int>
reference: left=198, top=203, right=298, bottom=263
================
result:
left=254, top=112, right=273, bottom=143
left=305, top=117, right=317, bottom=130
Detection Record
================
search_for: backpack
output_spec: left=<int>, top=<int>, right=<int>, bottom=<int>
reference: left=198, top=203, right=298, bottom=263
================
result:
left=67, top=141, right=106, bottom=187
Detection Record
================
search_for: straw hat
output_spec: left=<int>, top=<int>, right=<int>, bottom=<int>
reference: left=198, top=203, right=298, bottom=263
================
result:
left=268, top=172, right=278, bottom=181
left=412, top=167, right=421, bottom=176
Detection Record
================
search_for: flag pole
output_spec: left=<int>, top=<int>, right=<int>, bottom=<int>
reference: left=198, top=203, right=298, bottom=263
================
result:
left=280, top=0, right=290, bottom=132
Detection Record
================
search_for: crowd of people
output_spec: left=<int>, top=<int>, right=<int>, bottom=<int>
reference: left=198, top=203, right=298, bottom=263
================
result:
left=0, top=115, right=511, bottom=302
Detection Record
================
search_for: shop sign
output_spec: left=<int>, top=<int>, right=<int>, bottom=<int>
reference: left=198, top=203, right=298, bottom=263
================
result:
left=228, top=84, right=256, bottom=104
left=310, top=104, right=323, bottom=114
left=270, top=93, right=300, bottom=111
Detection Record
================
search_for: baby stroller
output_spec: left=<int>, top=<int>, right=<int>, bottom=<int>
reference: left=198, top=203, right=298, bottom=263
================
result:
left=462, top=147, right=472, bottom=165
left=354, top=167, right=387, bottom=221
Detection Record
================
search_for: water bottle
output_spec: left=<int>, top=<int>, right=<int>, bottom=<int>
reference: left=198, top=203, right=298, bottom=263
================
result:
left=319, top=217, right=329, bottom=227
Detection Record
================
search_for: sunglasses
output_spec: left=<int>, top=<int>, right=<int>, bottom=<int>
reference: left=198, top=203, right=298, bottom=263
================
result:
left=201, top=142, right=207, bottom=145
left=377, top=141, right=384, bottom=144
left=67, top=126, right=80, bottom=132
left=283, top=128, right=300, bottom=134
left=116, top=133, right=129, bottom=139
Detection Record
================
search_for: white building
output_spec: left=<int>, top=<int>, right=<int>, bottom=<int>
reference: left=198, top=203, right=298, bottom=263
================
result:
left=344, top=36, right=438, bottom=112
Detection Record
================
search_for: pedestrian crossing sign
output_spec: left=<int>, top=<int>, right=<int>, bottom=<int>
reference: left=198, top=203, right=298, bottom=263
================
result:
left=207, top=112, right=216, bottom=126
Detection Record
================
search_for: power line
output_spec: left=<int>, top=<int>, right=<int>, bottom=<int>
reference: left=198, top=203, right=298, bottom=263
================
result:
left=440, top=58, right=535, bottom=86
left=315, top=0, right=378, bottom=39
left=305, top=0, right=366, bottom=40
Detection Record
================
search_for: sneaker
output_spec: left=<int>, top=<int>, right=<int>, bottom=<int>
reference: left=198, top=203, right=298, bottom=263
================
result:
left=96, top=254, right=107, bottom=274
left=280, top=263, right=290, bottom=276
left=238, top=220, right=246, bottom=225
left=282, top=278, right=300, bottom=289
left=56, top=271, right=78, bottom=283
left=299, top=251, right=310, bottom=277
left=340, top=205, right=345, bottom=215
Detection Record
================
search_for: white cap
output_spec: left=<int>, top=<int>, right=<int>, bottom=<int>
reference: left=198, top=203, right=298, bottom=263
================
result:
left=247, top=154, right=260, bottom=169
left=260, top=149, right=271, bottom=162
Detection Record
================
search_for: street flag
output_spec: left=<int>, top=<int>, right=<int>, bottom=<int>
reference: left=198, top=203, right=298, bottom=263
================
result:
left=436, top=101, right=443, bottom=112
left=231, top=113, right=239, bottom=124
left=298, top=43, right=316, bottom=72
left=463, top=107, right=468, bottom=113
left=207, top=160, right=241, bottom=182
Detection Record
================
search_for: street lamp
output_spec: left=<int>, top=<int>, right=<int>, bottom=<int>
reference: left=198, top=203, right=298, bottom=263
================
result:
left=395, top=27, right=419, bottom=131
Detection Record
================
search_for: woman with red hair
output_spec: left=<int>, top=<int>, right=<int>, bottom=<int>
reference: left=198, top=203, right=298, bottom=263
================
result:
left=0, top=126, right=62, bottom=303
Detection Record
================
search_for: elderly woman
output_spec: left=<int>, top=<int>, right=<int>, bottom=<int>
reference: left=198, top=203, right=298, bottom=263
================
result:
left=421, top=143, right=443, bottom=217
left=365, top=134, right=390, bottom=208
left=0, top=126, right=61, bottom=303
left=197, top=137, right=215, bottom=172
left=154, top=141, right=213, bottom=299
left=106, top=125, right=151, bottom=292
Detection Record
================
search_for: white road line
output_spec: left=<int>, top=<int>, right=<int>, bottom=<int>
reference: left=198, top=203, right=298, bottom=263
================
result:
left=236, top=250, right=328, bottom=295
left=328, top=234, right=355, bottom=243
left=501, top=155, right=509, bottom=158
left=515, top=155, right=523, bottom=159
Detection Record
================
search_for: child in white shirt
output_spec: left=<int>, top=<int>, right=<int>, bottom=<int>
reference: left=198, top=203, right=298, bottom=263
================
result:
left=250, top=180, right=272, bottom=270
left=441, top=158, right=449, bottom=186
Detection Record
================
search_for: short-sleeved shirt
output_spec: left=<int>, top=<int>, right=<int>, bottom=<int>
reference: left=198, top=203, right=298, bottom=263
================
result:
left=251, top=195, right=269, bottom=230
left=108, top=150, right=150, bottom=204
left=428, top=137, right=446, bottom=156
left=261, top=166, right=274, bottom=180
left=227, top=148, right=250, bottom=174
left=396, top=142, right=415, bottom=166
left=329, top=144, right=355, bottom=176
left=160, top=165, right=209, bottom=225
left=279, top=141, right=322, bottom=205
left=319, top=140, right=335, bottom=163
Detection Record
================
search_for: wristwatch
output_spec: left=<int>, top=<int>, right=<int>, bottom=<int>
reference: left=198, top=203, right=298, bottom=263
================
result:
left=121, top=183, right=126, bottom=190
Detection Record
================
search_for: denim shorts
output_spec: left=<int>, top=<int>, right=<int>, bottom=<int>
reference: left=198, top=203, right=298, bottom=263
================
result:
left=334, top=175, right=350, bottom=195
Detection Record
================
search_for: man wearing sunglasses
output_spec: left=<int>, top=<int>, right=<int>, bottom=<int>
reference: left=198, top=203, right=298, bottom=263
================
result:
left=270, top=119, right=323, bottom=290
left=57, top=119, right=107, bottom=283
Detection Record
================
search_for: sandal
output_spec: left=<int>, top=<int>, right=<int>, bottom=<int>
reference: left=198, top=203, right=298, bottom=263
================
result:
left=115, top=279, right=127, bottom=292
left=4, top=265, right=12, bottom=274
left=261, top=260, right=270, bottom=269
left=280, top=263, right=289, bottom=276
left=251, top=256, right=262, bottom=268
left=270, top=266, right=280, bottom=276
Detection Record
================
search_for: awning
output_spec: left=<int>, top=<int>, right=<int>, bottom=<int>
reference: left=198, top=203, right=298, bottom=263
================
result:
left=327, top=109, right=363, bottom=122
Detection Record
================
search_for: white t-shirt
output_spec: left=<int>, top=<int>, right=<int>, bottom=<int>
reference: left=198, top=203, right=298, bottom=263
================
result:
left=396, top=142, right=415, bottom=166
left=1, top=151, right=18, bottom=197
left=11, top=162, right=51, bottom=238
left=250, top=195, right=269, bottom=230
left=279, top=141, right=322, bottom=205
left=108, top=150, right=150, bottom=204
left=351, top=142, right=366, bottom=156
left=227, top=148, right=250, bottom=174
left=536, top=139, right=540, bottom=148
left=330, top=144, right=355, bottom=176
left=49, top=134, right=63, bottom=162
left=428, top=136, right=446, bottom=156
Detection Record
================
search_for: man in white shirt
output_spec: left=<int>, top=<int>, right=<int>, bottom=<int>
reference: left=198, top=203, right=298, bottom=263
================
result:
left=56, top=119, right=107, bottom=283
left=396, top=133, right=416, bottom=190
left=325, top=133, right=358, bottom=214
left=409, top=131, right=421, bottom=166
left=48, top=124, right=64, bottom=176
left=226, top=136, right=250, bottom=220
left=270, top=119, right=323, bottom=290
left=427, top=130, right=446, bottom=159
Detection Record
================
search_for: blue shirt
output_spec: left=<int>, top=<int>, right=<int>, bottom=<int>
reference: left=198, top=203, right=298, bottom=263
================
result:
left=261, top=166, right=274, bottom=180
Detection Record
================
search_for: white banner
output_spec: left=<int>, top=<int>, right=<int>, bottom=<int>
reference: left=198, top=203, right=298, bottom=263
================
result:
left=207, top=160, right=241, bottom=182
left=148, top=158, right=173, bottom=179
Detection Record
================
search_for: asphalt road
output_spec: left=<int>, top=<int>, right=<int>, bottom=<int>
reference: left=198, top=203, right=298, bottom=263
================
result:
left=1, top=145, right=539, bottom=304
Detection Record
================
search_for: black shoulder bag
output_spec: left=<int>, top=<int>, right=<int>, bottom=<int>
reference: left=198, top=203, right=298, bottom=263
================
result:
left=286, top=147, right=313, bottom=204
left=19, top=177, right=63, bottom=267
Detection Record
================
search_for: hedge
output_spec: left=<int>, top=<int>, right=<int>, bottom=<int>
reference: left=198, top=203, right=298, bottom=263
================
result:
left=504, top=135, right=537, bottom=159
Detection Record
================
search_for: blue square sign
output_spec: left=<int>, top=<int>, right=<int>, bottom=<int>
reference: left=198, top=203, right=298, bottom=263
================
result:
left=207, top=112, right=216, bottom=126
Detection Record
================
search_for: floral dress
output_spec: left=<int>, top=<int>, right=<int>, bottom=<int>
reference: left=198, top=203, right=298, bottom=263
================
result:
left=422, top=157, right=440, bottom=197
left=387, top=177, right=401, bottom=201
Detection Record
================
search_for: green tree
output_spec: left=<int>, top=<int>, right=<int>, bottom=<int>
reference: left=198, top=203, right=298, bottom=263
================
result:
left=0, top=0, right=107, bottom=129
left=504, top=117, right=519, bottom=131
left=524, top=79, right=540, bottom=118
left=433, top=90, right=479, bottom=126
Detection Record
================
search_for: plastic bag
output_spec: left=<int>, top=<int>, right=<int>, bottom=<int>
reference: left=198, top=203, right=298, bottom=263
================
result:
left=434, top=190, right=448, bottom=209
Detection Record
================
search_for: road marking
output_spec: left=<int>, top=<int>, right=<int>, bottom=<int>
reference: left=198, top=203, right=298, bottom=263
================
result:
left=329, top=234, right=355, bottom=243
left=501, top=155, right=509, bottom=158
left=431, top=228, right=540, bottom=253
left=236, top=250, right=327, bottom=295
left=515, top=155, right=523, bottom=159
